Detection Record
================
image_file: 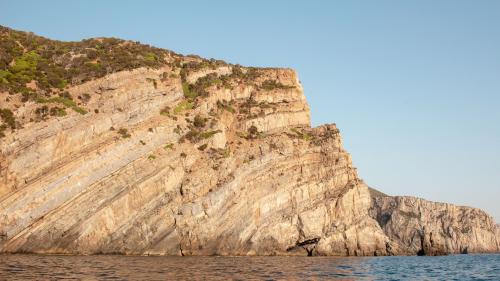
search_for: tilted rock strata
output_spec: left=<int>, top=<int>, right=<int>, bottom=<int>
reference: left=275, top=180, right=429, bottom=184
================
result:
left=1, top=47, right=498, bottom=256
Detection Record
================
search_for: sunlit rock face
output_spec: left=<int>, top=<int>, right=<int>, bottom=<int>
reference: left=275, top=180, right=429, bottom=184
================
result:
left=370, top=195, right=500, bottom=255
left=0, top=28, right=498, bottom=256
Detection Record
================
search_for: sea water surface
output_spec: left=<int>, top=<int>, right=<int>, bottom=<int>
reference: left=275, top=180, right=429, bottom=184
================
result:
left=0, top=254, right=499, bottom=280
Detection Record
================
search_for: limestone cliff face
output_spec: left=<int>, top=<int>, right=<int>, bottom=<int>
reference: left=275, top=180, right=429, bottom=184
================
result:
left=0, top=36, right=498, bottom=255
left=370, top=195, right=499, bottom=255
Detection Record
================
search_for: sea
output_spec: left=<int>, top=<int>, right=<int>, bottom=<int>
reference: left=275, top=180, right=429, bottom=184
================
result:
left=0, top=254, right=498, bottom=280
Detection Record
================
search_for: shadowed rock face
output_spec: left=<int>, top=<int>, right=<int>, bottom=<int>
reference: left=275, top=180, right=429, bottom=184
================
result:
left=369, top=195, right=499, bottom=255
left=0, top=29, right=498, bottom=256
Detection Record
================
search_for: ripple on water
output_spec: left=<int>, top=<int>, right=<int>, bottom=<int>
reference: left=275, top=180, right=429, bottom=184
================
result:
left=0, top=254, right=499, bottom=280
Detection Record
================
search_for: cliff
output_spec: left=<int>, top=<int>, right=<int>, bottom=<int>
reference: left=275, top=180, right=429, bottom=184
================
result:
left=370, top=195, right=499, bottom=255
left=0, top=26, right=498, bottom=256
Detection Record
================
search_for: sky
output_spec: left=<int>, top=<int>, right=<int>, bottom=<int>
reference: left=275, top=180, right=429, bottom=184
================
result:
left=2, top=0, right=499, bottom=221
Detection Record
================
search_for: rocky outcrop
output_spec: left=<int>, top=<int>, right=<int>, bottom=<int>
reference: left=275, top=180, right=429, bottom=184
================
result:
left=369, top=195, right=500, bottom=255
left=0, top=64, right=388, bottom=256
left=0, top=31, right=498, bottom=256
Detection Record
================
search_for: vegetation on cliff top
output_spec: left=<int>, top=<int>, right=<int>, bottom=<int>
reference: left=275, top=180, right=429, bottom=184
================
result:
left=0, top=25, right=292, bottom=139
left=0, top=25, right=171, bottom=97
left=0, top=25, right=179, bottom=137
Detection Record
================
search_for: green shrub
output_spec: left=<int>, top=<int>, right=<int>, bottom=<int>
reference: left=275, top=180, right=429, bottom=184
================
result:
left=216, top=100, right=235, bottom=113
left=160, top=106, right=171, bottom=116
left=36, top=96, right=87, bottom=114
left=200, top=130, right=221, bottom=139
left=239, top=126, right=261, bottom=140
left=218, top=66, right=261, bottom=85
left=0, top=70, right=12, bottom=84
left=72, top=106, right=88, bottom=115
left=191, top=73, right=221, bottom=95
left=0, top=108, right=16, bottom=129
left=182, top=82, right=198, bottom=100
left=144, top=52, right=158, bottom=62
left=164, top=143, right=174, bottom=150
left=239, top=98, right=259, bottom=116
left=79, top=93, right=91, bottom=103
left=179, top=60, right=227, bottom=83
left=117, top=128, right=131, bottom=138
left=182, top=129, right=221, bottom=143
left=173, top=100, right=193, bottom=114
left=49, top=107, right=67, bottom=117
left=10, top=51, right=40, bottom=73
left=193, top=115, right=207, bottom=128
left=260, top=79, right=295, bottom=91
left=37, top=96, right=72, bottom=107
left=210, top=147, right=230, bottom=159
left=248, top=125, right=258, bottom=135
left=220, top=147, right=231, bottom=158
left=56, top=79, right=68, bottom=89
left=183, top=129, right=200, bottom=142
left=291, top=128, right=313, bottom=141
left=146, top=77, right=157, bottom=89
left=35, top=106, right=49, bottom=120
left=0, top=124, right=6, bottom=138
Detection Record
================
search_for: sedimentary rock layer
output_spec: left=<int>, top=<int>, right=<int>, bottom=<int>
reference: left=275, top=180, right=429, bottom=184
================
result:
left=0, top=30, right=498, bottom=255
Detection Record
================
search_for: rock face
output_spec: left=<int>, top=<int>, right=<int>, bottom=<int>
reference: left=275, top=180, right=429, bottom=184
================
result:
left=0, top=30, right=498, bottom=256
left=370, top=195, right=500, bottom=255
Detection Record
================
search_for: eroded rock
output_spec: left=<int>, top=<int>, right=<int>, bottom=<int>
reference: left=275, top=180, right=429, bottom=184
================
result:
left=0, top=36, right=498, bottom=256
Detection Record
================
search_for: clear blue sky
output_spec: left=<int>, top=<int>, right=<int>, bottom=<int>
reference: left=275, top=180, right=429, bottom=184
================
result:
left=2, top=0, right=499, bottom=221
